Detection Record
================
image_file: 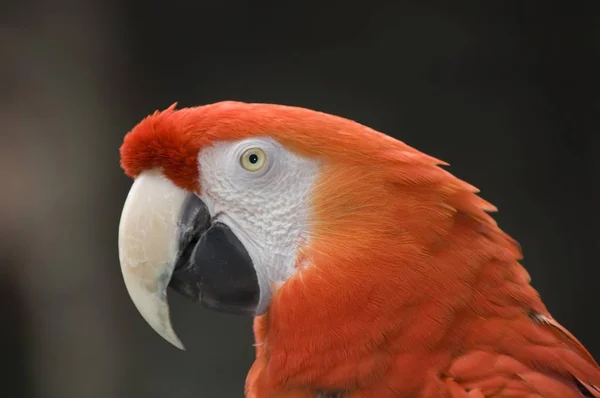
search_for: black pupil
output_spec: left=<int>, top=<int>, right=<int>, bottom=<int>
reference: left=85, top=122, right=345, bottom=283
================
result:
left=249, top=154, right=259, bottom=164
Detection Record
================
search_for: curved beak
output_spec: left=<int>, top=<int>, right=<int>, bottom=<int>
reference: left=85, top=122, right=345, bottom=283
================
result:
left=118, top=170, right=260, bottom=350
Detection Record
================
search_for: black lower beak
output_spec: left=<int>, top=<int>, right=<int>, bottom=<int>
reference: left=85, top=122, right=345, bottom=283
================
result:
left=169, top=194, right=260, bottom=315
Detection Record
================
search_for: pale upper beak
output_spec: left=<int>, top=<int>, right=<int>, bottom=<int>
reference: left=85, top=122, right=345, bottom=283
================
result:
left=118, top=170, right=260, bottom=349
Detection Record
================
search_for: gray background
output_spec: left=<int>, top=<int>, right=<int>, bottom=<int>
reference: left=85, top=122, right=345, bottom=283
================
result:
left=2, top=1, right=599, bottom=397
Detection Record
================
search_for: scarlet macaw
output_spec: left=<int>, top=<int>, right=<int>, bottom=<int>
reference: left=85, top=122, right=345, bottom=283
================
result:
left=118, top=101, right=600, bottom=397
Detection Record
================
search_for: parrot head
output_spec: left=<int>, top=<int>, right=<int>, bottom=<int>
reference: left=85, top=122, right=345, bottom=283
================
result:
left=119, top=101, right=462, bottom=348
left=118, top=101, right=546, bottom=394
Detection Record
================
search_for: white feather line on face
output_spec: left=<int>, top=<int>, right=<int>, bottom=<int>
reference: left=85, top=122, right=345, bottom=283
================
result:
left=197, top=137, right=320, bottom=313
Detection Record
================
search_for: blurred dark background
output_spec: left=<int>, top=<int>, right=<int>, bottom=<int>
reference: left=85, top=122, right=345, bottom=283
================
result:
left=2, top=1, right=599, bottom=397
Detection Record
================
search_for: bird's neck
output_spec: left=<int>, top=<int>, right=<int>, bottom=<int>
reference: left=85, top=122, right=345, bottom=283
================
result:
left=245, top=211, right=545, bottom=397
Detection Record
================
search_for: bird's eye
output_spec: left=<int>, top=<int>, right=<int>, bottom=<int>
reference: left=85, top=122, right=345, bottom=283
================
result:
left=240, top=147, right=266, bottom=172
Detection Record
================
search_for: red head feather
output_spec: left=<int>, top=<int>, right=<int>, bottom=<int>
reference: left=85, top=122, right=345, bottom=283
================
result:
left=120, top=101, right=442, bottom=191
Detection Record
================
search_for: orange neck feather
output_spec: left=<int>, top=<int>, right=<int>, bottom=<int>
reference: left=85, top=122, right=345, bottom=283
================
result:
left=245, top=151, right=537, bottom=396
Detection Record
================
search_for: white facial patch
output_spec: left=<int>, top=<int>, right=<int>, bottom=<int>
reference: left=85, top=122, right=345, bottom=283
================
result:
left=197, top=137, right=319, bottom=313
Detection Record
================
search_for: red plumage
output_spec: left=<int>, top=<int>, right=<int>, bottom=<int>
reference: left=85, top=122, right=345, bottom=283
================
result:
left=121, top=102, right=600, bottom=397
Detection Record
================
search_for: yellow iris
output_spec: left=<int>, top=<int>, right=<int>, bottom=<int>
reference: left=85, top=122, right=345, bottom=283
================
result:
left=240, top=147, right=266, bottom=172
